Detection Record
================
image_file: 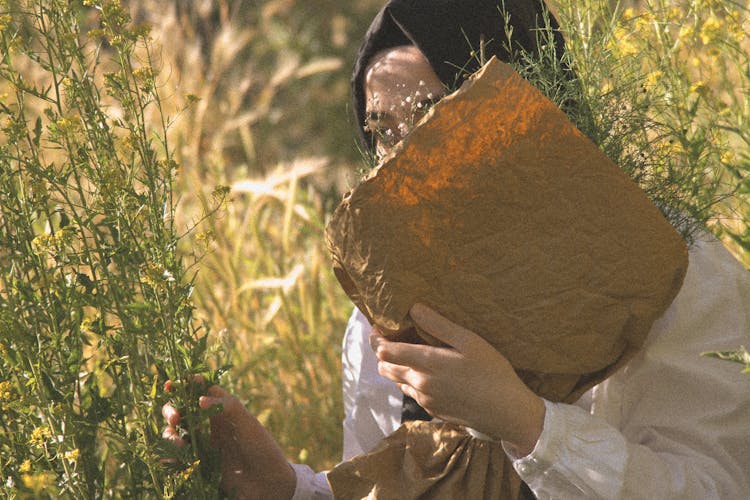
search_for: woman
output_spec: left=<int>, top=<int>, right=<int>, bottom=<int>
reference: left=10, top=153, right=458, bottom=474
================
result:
left=164, top=1, right=750, bottom=498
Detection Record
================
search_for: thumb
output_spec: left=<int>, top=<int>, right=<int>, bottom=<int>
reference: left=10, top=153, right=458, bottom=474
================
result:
left=199, top=386, right=239, bottom=425
left=198, top=385, right=230, bottom=411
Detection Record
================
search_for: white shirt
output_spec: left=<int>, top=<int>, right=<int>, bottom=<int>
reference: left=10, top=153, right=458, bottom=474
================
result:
left=292, top=235, right=750, bottom=499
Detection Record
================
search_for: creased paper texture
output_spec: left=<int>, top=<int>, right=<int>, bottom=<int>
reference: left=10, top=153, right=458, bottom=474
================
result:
left=325, top=57, right=688, bottom=498
left=328, top=421, right=521, bottom=500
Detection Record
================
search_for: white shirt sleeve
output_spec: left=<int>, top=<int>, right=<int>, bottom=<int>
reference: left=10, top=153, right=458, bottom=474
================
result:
left=505, top=236, right=750, bottom=499
left=341, top=308, right=403, bottom=460
left=290, top=308, right=403, bottom=499
left=290, top=463, right=333, bottom=500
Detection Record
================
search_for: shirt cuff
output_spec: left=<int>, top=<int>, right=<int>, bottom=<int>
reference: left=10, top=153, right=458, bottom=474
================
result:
left=290, top=463, right=333, bottom=500
left=502, top=398, right=557, bottom=466
left=502, top=399, right=627, bottom=499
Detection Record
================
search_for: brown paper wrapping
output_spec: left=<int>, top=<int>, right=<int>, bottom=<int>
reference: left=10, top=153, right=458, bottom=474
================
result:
left=325, top=58, right=688, bottom=498
left=328, top=422, right=521, bottom=500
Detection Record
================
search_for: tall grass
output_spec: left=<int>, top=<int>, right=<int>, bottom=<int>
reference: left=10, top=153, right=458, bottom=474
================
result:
left=0, top=0, right=748, bottom=497
left=137, top=0, right=383, bottom=471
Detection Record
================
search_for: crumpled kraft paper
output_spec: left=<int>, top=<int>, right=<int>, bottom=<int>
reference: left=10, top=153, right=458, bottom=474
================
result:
left=328, top=421, right=521, bottom=500
left=326, top=57, right=688, bottom=401
left=325, top=57, right=688, bottom=498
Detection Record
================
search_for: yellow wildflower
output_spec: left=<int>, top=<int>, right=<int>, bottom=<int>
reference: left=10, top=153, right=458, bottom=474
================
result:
left=700, top=15, right=723, bottom=45
left=634, top=11, right=654, bottom=32
left=21, top=472, right=55, bottom=493
left=180, top=459, right=200, bottom=481
left=621, top=8, right=635, bottom=21
left=54, top=226, right=75, bottom=247
left=721, top=151, right=736, bottom=165
left=132, top=67, right=155, bottom=93
left=0, top=14, right=11, bottom=32
left=55, top=116, right=80, bottom=134
left=730, top=20, right=747, bottom=43
left=19, top=460, right=32, bottom=473
left=6, top=35, right=18, bottom=54
left=656, top=139, right=684, bottom=157
left=0, top=380, right=12, bottom=400
left=139, top=272, right=156, bottom=288
left=80, top=316, right=94, bottom=336
left=609, top=28, right=638, bottom=57
left=63, top=449, right=80, bottom=463
left=668, top=7, right=682, bottom=22
left=678, top=24, right=694, bottom=43
left=195, top=230, right=215, bottom=249
left=87, top=28, right=106, bottom=39
left=29, top=426, right=52, bottom=447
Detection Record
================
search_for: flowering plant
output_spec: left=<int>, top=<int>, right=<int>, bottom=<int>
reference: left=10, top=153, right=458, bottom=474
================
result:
left=0, top=0, right=227, bottom=496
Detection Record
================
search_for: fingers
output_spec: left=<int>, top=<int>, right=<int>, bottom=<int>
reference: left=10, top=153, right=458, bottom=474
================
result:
left=397, top=383, right=421, bottom=404
left=162, top=425, right=187, bottom=448
left=205, top=384, right=229, bottom=398
left=409, top=303, right=487, bottom=354
left=198, top=394, right=225, bottom=410
left=162, top=402, right=181, bottom=427
left=377, top=357, right=438, bottom=412
left=199, top=385, right=234, bottom=411
left=371, top=326, right=459, bottom=371
left=378, top=361, right=430, bottom=409
left=162, top=377, right=214, bottom=453
left=377, top=359, right=416, bottom=386
left=162, top=376, right=212, bottom=425
left=164, top=375, right=207, bottom=392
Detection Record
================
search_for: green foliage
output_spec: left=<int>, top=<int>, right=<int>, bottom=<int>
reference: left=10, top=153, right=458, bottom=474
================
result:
left=703, top=346, right=750, bottom=373
left=0, top=0, right=226, bottom=496
left=551, top=0, right=750, bottom=258
left=139, top=0, right=377, bottom=472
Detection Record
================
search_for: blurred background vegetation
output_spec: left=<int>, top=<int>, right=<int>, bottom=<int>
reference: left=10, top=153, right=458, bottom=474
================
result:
left=136, top=0, right=388, bottom=472
left=1, top=0, right=748, bottom=495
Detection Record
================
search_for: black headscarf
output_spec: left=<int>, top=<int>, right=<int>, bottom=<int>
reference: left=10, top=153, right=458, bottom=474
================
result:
left=351, top=0, right=568, bottom=150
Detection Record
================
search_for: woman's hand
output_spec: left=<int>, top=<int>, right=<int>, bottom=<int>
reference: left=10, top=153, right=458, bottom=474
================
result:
left=162, top=380, right=296, bottom=500
left=372, top=303, right=545, bottom=456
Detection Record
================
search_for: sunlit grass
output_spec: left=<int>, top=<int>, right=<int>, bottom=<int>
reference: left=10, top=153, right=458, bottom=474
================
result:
left=178, top=158, right=351, bottom=469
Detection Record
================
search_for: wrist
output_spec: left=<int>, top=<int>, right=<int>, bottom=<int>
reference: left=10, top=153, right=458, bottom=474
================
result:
left=504, top=392, right=545, bottom=457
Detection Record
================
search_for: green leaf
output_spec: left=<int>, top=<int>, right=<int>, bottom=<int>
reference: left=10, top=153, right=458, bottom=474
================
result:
left=33, top=117, right=43, bottom=146
left=149, top=374, right=158, bottom=400
left=702, top=345, right=750, bottom=372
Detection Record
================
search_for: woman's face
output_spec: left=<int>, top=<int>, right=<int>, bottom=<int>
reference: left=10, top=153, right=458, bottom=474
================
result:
left=364, top=45, right=446, bottom=159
